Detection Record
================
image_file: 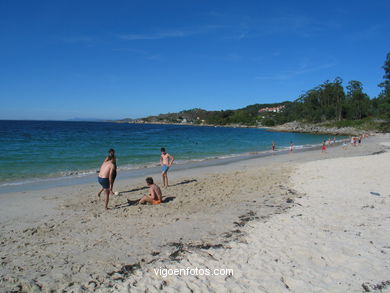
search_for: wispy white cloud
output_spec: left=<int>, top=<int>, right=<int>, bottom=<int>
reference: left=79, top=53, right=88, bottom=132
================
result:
left=205, top=11, right=343, bottom=41
left=111, top=48, right=161, bottom=60
left=244, top=14, right=335, bottom=39
left=118, top=30, right=190, bottom=40
left=255, top=61, right=337, bottom=81
left=56, top=36, right=97, bottom=43
left=117, top=24, right=230, bottom=41
left=346, top=24, right=383, bottom=41
left=224, top=53, right=242, bottom=62
left=115, top=12, right=326, bottom=44
left=111, top=48, right=147, bottom=53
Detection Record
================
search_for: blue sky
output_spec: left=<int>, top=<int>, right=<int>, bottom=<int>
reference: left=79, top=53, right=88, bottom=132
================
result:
left=0, top=0, right=389, bottom=120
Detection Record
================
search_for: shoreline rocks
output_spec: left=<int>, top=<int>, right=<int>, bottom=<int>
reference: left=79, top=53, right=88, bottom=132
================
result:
left=267, top=121, right=370, bottom=136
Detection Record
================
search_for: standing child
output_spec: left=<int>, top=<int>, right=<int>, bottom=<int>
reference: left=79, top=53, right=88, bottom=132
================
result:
left=322, top=140, right=327, bottom=153
left=160, top=147, right=174, bottom=188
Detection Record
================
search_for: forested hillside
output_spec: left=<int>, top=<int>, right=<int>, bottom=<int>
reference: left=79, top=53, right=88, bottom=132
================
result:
left=119, top=53, right=390, bottom=131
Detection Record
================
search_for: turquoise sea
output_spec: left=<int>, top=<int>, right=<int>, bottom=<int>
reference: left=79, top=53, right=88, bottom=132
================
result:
left=0, top=120, right=337, bottom=188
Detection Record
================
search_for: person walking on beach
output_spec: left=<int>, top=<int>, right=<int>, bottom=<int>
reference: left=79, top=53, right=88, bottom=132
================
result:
left=97, top=149, right=117, bottom=197
left=97, top=153, right=115, bottom=210
left=138, top=177, right=162, bottom=205
left=322, top=140, right=327, bottom=153
left=160, top=147, right=174, bottom=188
left=290, top=141, right=294, bottom=152
left=272, top=141, right=275, bottom=151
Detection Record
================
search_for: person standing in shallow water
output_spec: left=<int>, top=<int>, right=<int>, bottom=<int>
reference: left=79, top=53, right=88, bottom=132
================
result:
left=272, top=141, right=276, bottom=151
left=290, top=141, right=294, bottom=152
left=160, top=147, right=174, bottom=188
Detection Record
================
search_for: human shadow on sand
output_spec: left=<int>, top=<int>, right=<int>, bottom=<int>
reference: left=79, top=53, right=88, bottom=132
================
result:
left=120, top=179, right=197, bottom=195
left=121, top=186, right=149, bottom=194
left=171, top=179, right=197, bottom=186
left=113, top=196, right=176, bottom=209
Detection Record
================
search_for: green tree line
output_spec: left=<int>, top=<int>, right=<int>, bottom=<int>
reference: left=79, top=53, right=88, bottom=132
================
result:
left=141, top=53, right=390, bottom=129
left=203, top=52, right=390, bottom=126
left=279, top=52, right=390, bottom=124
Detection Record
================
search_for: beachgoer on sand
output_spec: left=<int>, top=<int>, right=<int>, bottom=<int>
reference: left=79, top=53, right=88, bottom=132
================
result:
left=322, top=140, right=327, bottom=153
left=160, top=147, right=174, bottom=188
left=98, top=149, right=117, bottom=197
left=138, top=177, right=162, bottom=205
left=97, top=153, right=115, bottom=210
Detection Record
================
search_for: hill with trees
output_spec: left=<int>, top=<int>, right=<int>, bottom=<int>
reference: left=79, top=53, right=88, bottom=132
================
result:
left=118, top=53, right=390, bottom=132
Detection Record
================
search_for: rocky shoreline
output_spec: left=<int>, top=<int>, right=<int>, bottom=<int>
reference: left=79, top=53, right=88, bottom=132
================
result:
left=267, top=121, right=370, bottom=135
left=117, top=120, right=373, bottom=135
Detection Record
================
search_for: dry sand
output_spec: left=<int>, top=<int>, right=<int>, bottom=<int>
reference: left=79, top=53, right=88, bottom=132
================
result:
left=1, top=135, right=390, bottom=292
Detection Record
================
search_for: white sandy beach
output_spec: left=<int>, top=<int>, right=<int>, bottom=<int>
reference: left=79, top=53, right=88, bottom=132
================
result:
left=1, top=135, right=390, bottom=292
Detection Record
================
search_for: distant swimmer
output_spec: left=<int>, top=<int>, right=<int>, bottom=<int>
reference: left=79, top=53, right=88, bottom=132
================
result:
left=272, top=141, right=275, bottom=151
left=160, top=147, right=174, bottom=188
left=138, top=177, right=162, bottom=205
left=97, top=153, right=115, bottom=210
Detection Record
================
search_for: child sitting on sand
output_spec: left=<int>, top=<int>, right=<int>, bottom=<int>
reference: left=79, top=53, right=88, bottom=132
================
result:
left=138, top=177, right=162, bottom=205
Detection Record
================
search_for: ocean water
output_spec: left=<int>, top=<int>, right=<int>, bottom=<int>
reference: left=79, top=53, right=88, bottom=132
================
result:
left=0, top=120, right=335, bottom=187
